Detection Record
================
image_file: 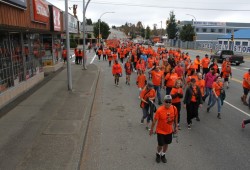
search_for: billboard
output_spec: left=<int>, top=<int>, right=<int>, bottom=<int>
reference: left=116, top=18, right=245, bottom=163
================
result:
left=32, top=0, right=49, bottom=23
left=0, top=0, right=27, bottom=9
left=49, top=5, right=61, bottom=31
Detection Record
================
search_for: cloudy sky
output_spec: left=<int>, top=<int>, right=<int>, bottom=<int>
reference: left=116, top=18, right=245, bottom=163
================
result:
left=48, top=0, right=250, bottom=28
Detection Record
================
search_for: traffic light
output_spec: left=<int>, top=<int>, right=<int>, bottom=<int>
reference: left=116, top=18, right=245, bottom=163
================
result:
left=231, top=34, right=234, bottom=41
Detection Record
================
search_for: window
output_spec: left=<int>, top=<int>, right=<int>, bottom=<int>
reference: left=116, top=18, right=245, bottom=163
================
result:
left=218, top=29, right=223, bottom=33
left=211, top=28, right=215, bottom=33
left=226, top=29, right=231, bottom=33
left=235, top=41, right=241, bottom=46
left=242, top=42, right=248, bottom=46
left=219, top=41, right=222, bottom=44
left=196, top=28, right=199, bottom=32
left=202, top=28, right=207, bottom=32
left=224, top=41, right=228, bottom=45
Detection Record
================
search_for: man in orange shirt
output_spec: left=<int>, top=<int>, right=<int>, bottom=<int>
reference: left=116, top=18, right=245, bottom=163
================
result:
left=201, top=54, right=210, bottom=76
left=150, top=66, right=164, bottom=105
left=241, top=69, right=250, bottom=106
left=193, top=55, right=201, bottom=73
left=149, top=95, right=178, bottom=163
left=112, top=60, right=122, bottom=86
left=137, top=70, right=147, bottom=98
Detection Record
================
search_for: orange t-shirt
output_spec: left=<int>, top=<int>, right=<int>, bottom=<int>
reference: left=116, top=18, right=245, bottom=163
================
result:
left=165, top=73, right=178, bottom=87
left=151, top=70, right=163, bottom=86
left=222, top=66, right=231, bottom=78
left=191, top=85, right=198, bottom=102
left=243, top=72, right=250, bottom=89
left=201, top=58, right=210, bottom=68
left=196, top=79, right=205, bottom=96
left=154, top=105, right=177, bottom=135
left=193, top=59, right=200, bottom=70
left=137, top=74, right=146, bottom=88
left=170, top=87, right=183, bottom=103
left=212, top=82, right=223, bottom=96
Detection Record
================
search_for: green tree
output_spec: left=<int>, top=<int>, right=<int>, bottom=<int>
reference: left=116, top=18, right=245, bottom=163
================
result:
left=86, top=19, right=92, bottom=25
left=145, top=26, right=151, bottom=39
left=179, top=24, right=195, bottom=42
left=166, top=11, right=178, bottom=39
left=93, top=20, right=111, bottom=39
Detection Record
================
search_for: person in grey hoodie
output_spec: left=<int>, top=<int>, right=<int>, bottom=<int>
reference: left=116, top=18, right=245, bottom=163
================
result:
left=203, top=68, right=218, bottom=105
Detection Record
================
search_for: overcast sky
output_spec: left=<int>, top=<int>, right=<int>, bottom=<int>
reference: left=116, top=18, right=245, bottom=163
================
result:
left=48, top=0, right=250, bottom=28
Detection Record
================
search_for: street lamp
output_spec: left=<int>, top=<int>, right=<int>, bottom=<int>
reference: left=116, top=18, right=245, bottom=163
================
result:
left=186, top=14, right=197, bottom=25
left=186, top=14, right=197, bottom=49
left=98, top=12, right=115, bottom=46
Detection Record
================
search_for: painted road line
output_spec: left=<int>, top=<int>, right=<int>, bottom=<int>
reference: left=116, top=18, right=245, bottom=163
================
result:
left=231, top=77, right=242, bottom=83
left=224, top=101, right=250, bottom=117
left=90, top=54, right=97, bottom=64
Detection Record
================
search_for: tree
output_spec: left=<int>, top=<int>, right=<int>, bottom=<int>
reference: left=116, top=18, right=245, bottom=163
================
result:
left=93, top=20, right=111, bottom=39
left=145, top=26, right=151, bottom=39
left=166, top=11, right=178, bottom=39
left=86, top=19, right=92, bottom=25
left=179, top=24, right=195, bottom=42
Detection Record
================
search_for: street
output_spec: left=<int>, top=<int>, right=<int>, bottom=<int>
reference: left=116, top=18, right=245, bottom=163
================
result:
left=80, top=49, right=250, bottom=170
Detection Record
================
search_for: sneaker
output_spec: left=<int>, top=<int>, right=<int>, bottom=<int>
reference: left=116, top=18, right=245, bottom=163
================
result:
left=146, top=127, right=151, bottom=131
left=146, top=127, right=149, bottom=130
left=156, top=153, right=161, bottom=163
left=140, top=119, right=144, bottom=124
left=178, top=125, right=181, bottom=130
left=196, top=117, right=200, bottom=121
left=242, top=120, right=245, bottom=128
left=207, top=107, right=210, bottom=113
left=188, top=125, right=191, bottom=129
left=161, top=154, right=167, bottom=163
left=217, top=113, right=221, bottom=119
left=241, top=96, right=244, bottom=102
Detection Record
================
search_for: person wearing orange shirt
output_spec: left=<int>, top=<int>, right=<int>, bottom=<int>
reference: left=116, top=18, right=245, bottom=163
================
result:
left=222, top=65, right=232, bottom=89
left=140, top=82, right=156, bottom=130
left=207, top=77, right=224, bottom=119
left=170, top=80, right=183, bottom=130
left=196, top=73, right=205, bottom=98
left=124, top=59, right=133, bottom=85
left=221, top=57, right=231, bottom=77
left=137, top=70, right=147, bottom=98
left=112, top=60, right=122, bottom=86
left=97, top=48, right=103, bottom=61
left=150, top=66, right=164, bottom=105
left=149, top=95, right=178, bottom=163
left=209, top=59, right=220, bottom=74
left=193, top=55, right=201, bottom=73
left=241, top=69, right=250, bottom=106
left=62, top=48, right=67, bottom=63
left=164, top=68, right=178, bottom=95
left=183, top=78, right=203, bottom=129
left=201, top=54, right=210, bottom=76
left=74, top=48, right=78, bottom=64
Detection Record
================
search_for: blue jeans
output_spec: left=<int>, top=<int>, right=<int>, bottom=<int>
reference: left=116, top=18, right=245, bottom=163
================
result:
left=154, top=85, right=162, bottom=103
left=142, top=107, right=150, bottom=123
left=204, top=87, right=212, bottom=105
left=208, top=94, right=221, bottom=113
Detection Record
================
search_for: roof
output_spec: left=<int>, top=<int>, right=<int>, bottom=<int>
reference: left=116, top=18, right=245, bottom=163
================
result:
left=218, top=29, right=250, bottom=39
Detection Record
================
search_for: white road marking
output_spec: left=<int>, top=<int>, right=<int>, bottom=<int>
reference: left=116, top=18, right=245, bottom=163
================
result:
left=90, top=54, right=97, bottom=64
left=224, top=101, right=250, bottom=117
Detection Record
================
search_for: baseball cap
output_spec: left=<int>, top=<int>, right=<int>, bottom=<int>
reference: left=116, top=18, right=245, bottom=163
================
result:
left=164, top=95, right=172, bottom=103
left=205, top=54, right=208, bottom=57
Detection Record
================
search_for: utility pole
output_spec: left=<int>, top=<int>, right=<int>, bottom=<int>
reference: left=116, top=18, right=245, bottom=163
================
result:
left=65, top=0, right=72, bottom=90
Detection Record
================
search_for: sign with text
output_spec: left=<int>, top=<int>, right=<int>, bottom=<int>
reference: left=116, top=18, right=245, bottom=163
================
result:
left=63, top=13, right=78, bottom=33
left=0, top=0, right=27, bottom=9
left=32, top=0, right=49, bottom=23
left=49, top=5, right=61, bottom=31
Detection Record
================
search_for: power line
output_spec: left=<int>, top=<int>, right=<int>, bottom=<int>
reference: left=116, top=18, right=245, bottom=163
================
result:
left=64, top=0, right=250, bottom=12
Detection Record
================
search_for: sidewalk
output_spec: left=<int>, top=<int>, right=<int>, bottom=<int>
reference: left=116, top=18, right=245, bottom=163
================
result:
left=0, top=63, right=99, bottom=170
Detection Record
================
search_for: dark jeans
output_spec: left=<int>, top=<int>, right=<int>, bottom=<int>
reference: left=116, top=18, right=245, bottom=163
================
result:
left=172, top=102, right=181, bottom=124
left=166, top=87, right=172, bottom=95
left=186, top=102, right=199, bottom=125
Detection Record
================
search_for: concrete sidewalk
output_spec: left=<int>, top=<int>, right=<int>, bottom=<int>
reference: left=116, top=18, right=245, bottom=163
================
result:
left=0, top=63, right=99, bottom=170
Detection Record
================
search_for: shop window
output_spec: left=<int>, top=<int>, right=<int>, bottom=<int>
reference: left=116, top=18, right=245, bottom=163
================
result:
left=224, top=41, right=228, bottom=45
left=235, top=41, right=241, bottom=46
left=211, top=29, right=215, bottom=33
left=218, top=29, right=223, bottom=33
left=196, top=28, right=199, bottom=32
left=202, top=28, right=207, bottom=32
left=226, top=29, right=231, bottom=33
left=219, top=41, right=222, bottom=44
left=242, top=42, right=248, bottom=46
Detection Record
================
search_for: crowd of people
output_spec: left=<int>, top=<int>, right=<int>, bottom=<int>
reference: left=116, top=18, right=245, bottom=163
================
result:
left=94, top=41, right=250, bottom=164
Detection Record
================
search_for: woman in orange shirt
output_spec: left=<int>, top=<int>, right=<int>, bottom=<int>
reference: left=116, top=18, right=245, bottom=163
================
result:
left=170, top=79, right=183, bottom=129
left=137, top=70, right=147, bottom=98
left=196, top=73, right=205, bottom=98
left=222, top=65, right=232, bottom=89
left=112, top=60, right=122, bottom=86
left=207, top=77, right=224, bottom=119
left=165, top=68, right=178, bottom=95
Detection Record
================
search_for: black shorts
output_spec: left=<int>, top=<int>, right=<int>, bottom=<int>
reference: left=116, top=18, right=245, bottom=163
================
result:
left=224, top=77, right=229, bottom=82
left=157, top=133, right=173, bottom=146
left=243, top=87, right=250, bottom=95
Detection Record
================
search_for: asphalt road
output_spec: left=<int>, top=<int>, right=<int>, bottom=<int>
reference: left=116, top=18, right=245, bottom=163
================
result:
left=80, top=48, right=250, bottom=170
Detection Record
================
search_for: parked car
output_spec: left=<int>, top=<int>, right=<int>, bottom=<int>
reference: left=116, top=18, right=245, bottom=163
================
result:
left=154, top=42, right=164, bottom=47
left=210, top=50, right=244, bottom=66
